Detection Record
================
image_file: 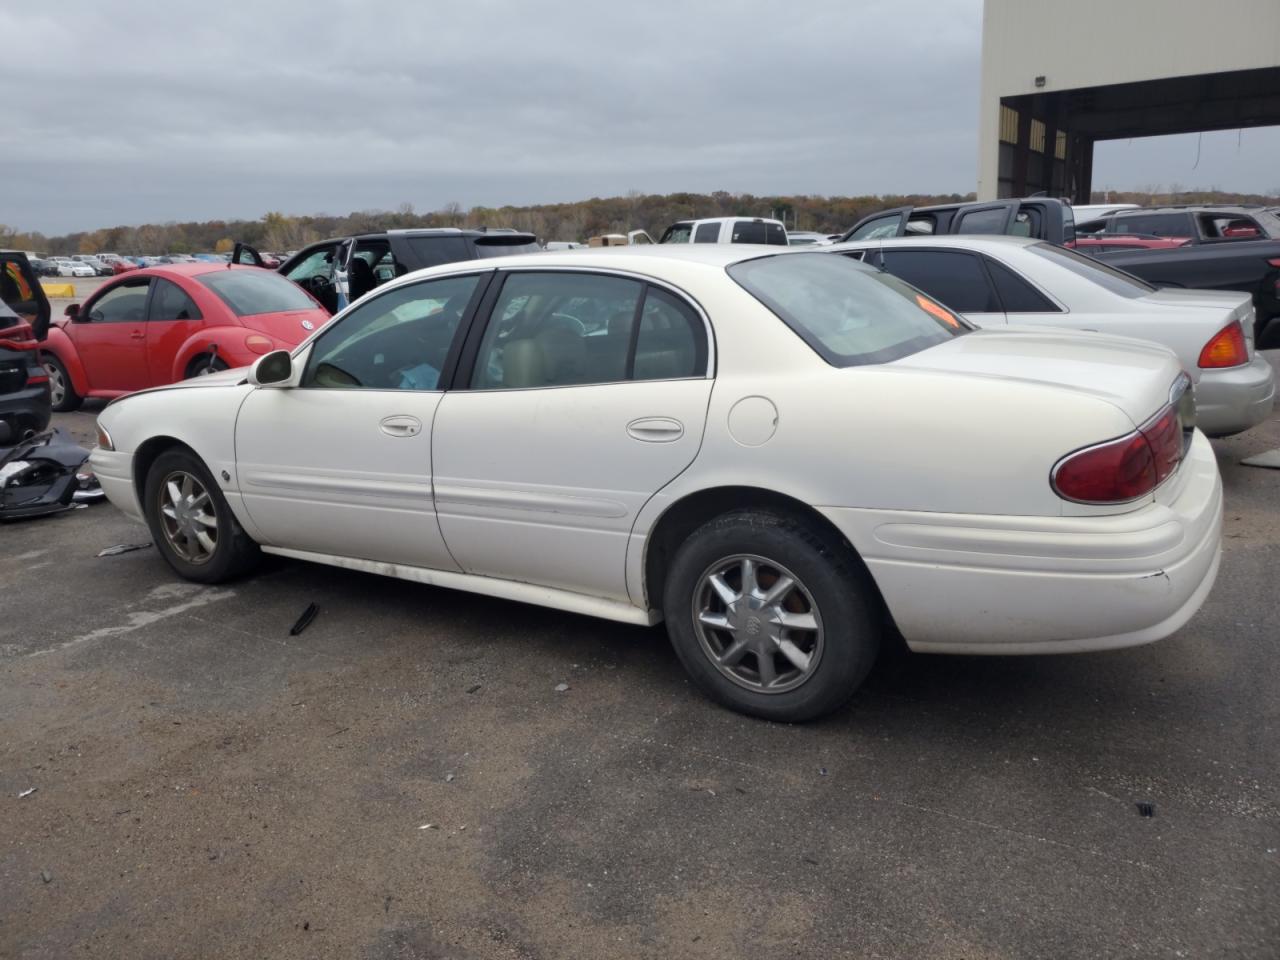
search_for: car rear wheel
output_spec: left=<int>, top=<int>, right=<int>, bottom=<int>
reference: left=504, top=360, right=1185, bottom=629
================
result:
left=43, top=356, right=82, bottom=412
left=143, top=448, right=259, bottom=584
left=186, top=355, right=229, bottom=379
left=662, top=510, right=880, bottom=722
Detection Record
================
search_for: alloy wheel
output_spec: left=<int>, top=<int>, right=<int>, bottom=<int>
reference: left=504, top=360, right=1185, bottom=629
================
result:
left=43, top=362, right=65, bottom=408
left=692, top=554, right=824, bottom=694
left=157, top=470, right=219, bottom=564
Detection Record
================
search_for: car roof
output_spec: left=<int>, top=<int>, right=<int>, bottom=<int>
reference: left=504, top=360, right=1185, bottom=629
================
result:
left=122, top=263, right=267, bottom=280
left=1116, top=205, right=1253, bottom=215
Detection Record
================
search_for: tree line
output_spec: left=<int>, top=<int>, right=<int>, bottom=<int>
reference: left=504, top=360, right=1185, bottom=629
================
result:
left=3, top=187, right=1277, bottom=256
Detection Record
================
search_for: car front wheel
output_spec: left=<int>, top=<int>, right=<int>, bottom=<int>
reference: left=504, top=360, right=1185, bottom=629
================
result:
left=662, top=510, right=880, bottom=722
left=143, top=448, right=259, bottom=584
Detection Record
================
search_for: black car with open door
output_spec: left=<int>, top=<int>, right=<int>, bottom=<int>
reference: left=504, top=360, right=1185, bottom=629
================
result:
left=233, top=227, right=540, bottom=314
left=0, top=251, right=52, bottom=442
left=841, top=197, right=1078, bottom=246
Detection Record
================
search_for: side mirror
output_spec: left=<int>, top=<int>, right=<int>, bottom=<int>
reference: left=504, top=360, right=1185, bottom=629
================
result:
left=64, top=303, right=79, bottom=319
left=248, top=349, right=295, bottom=387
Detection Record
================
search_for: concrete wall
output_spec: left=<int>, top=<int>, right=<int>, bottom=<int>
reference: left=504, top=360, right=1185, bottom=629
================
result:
left=977, top=0, right=1280, bottom=198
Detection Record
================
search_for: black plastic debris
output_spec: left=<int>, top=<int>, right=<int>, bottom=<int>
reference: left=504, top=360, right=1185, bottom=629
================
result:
left=97, top=542, right=151, bottom=557
left=466, top=684, right=482, bottom=695
left=289, top=603, right=319, bottom=636
left=1136, top=802, right=1156, bottom=818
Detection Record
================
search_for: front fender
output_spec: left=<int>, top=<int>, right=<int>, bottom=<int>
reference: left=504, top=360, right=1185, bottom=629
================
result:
left=170, top=326, right=259, bottom=382
left=41, top=326, right=91, bottom=396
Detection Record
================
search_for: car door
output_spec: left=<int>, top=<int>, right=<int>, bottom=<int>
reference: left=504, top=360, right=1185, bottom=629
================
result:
left=0, top=254, right=50, bottom=341
left=873, top=248, right=1006, bottom=327
left=235, top=271, right=488, bottom=567
left=145, top=276, right=210, bottom=382
left=431, top=269, right=713, bottom=604
left=72, top=278, right=154, bottom=391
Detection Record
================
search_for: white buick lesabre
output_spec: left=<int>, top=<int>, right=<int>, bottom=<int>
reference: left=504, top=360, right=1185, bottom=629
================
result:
left=90, top=246, right=1223, bottom=721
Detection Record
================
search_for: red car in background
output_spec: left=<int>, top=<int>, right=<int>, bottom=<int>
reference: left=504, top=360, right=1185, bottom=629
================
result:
left=110, top=259, right=141, bottom=275
left=40, top=264, right=330, bottom=411
left=1069, top=235, right=1191, bottom=253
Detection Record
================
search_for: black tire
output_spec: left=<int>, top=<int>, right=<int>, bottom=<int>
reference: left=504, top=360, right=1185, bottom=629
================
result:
left=662, top=510, right=880, bottom=722
left=143, top=447, right=260, bottom=584
left=185, top=355, right=229, bottom=379
left=43, top=355, right=83, bottom=412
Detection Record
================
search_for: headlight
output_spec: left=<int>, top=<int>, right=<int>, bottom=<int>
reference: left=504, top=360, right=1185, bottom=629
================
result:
left=95, top=422, right=114, bottom=451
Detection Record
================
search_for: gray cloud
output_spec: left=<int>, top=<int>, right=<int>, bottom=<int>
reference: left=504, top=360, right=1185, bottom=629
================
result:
left=4, top=0, right=1276, bottom=235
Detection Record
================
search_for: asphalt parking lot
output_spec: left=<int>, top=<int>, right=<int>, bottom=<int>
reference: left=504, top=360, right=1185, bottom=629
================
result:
left=3, top=371, right=1279, bottom=958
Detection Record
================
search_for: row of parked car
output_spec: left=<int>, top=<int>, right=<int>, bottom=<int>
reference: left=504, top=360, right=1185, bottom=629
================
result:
left=5, top=199, right=1272, bottom=722
left=29, top=251, right=291, bottom=279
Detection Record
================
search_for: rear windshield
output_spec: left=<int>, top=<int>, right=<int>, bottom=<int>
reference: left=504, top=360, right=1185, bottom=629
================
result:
left=1025, top=242, right=1156, bottom=299
left=728, top=253, right=969, bottom=367
left=196, top=268, right=319, bottom=316
left=731, top=221, right=788, bottom=245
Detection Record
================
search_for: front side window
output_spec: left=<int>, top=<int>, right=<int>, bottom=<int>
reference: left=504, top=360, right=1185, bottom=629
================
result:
left=197, top=269, right=319, bottom=316
left=694, top=222, right=721, bottom=243
left=879, top=249, right=1000, bottom=314
left=846, top=215, right=902, bottom=241
left=149, top=278, right=202, bottom=321
left=729, top=253, right=968, bottom=367
left=1025, top=242, right=1156, bottom=299
left=86, top=280, right=150, bottom=323
left=302, top=274, right=481, bottom=390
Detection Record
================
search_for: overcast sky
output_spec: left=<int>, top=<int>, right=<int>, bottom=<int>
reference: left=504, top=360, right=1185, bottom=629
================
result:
left=5, top=0, right=1278, bottom=235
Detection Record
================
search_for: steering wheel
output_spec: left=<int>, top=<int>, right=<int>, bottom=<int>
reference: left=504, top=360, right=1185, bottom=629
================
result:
left=303, top=274, right=332, bottom=297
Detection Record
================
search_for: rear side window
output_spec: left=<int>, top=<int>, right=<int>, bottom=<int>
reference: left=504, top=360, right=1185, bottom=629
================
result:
left=149, top=278, right=203, bottom=321
left=731, top=221, right=787, bottom=245
left=1025, top=242, right=1156, bottom=299
left=879, top=249, right=1000, bottom=313
left=634, top=287, right=707, bottom=380
left=197, top=269, right=319, bottom=316
left=954, top=207, right=1009, bottom=235
left=1108, top=213, right=1192, bottom=237
left=729, top=253, right=968, bottom=367
left=693, top=222, right=720, bottom=243
left=403, top=236, right=470, bottom=267
left=472, top=236, right=541, bottom=259
left=983, top=257, right=1060, bottom=313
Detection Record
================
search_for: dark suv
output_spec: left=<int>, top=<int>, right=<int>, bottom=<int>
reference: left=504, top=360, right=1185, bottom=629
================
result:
left=0, top=252, right=52, bottom=442
left=841, top=197, right=1078, bottom=246
left=234, top=228, right=540, bottom=314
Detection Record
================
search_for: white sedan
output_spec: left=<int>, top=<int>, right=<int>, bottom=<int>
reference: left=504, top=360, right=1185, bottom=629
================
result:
left=90, top=247, right=1223, bottom=721
left=832, top=235, right=1275, bottom=436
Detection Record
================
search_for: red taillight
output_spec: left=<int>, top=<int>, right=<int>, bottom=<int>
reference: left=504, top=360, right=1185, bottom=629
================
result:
left=27, top=374, right=49, bottom=385
left=1267, top=258, right=1280, bottom=267
left=1052, top=404, right=1185, bottom=504
left=1198, top=321, right=1248, bottom=368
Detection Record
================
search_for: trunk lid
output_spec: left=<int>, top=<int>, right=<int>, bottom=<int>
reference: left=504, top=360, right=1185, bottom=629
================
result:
left=894, top=328, right=1184, bottom=426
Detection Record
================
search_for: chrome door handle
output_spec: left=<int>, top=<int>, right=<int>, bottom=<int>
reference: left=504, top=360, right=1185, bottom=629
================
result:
left=626, top=417, right=684, bottom=442
left=130, top=330, right=145, bottom=340
left=379, top=415, right=422, bottom=437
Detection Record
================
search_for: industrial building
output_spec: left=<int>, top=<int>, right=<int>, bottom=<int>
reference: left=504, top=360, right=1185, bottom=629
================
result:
left=977, top=0, right=1280, bottom=201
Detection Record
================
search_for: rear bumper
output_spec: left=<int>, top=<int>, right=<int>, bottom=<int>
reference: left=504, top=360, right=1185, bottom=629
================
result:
left=819, top=431, right=1223, bottom=655
left=1195, top=354, right=1275, bottom=436
left=0, top=381, right=52, bottom=437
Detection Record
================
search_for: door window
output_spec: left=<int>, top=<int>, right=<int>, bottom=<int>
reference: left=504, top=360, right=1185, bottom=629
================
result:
left=954, top=207, right=1010, bottom=235
left=846, top=215, right=902, bottom=241
left=634, top=287, right=707, bottom=381
left=879, top=249, right=1001, bottom=313
left=301, top=274, right=482, bottom=390
left=149, top=278, right=203, bottom=321
left=86, top=281, right=150, bottom=322
left=472, top=272, right=643, bottom=389
left=983, top=257, right=1060, bottom=313
left=1108, top=213, right=1193, bottom=238
left=693, top=222, right=721, bottom=243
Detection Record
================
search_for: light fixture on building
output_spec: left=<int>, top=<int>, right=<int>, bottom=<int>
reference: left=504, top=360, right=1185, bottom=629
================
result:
left=1034, top=75, right=1047, bottom=88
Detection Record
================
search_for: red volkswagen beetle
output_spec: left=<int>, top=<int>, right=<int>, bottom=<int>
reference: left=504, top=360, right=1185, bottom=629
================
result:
left=40, top=264, right=330, bottom=411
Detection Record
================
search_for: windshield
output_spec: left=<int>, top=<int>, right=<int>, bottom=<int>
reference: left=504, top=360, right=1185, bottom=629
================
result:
left=660, top=223, right=694, bottom=244
left=728, top=253, right=969, bottom=367
left=1025, top=242, right=1156, bottom=299
left=196, top=268, right=320, bottom=315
